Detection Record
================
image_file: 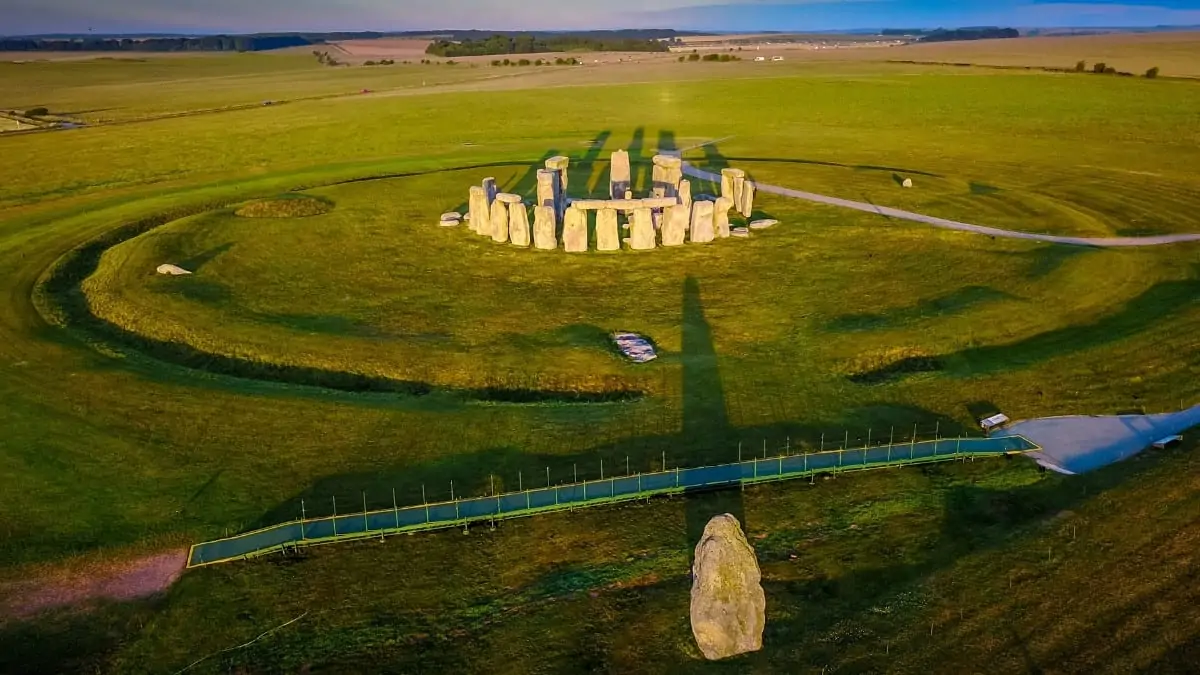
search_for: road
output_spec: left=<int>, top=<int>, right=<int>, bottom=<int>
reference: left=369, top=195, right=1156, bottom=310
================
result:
left=681, top=164, right=1200, bottom=248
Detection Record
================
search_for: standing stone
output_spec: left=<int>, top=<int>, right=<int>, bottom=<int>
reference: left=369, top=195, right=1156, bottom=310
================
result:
left=732, top=171, right=746, bottom=208
left=662, top=205, right=689, bottom=247
left=596, top=208, right=620, bottom=251
left=690, top=514, right=765, bottom=661
left=468, top=186, right=491, bottom=235
left=508, top=201, right=531, bottom=247
left=490, top=197, right=510, bottom=243
left=713, top=197, right=733, bottom=238
left=690, top=200, right=715, bottom=243
left=545, top=156, right=569, bottom=191
left=482, top=177, right=498, bottom=204
left=630, top=207, right=656, bottom=250
left=610, top=150, right=631, bottom=199
left=563, top=206, right=588, bottom=252
left=720, top=168, right=740, bottom=202
left=536, top=169, right=561, bottom=226
left=652, top=155, right=683, bottom=198
left=533, top=205, right=557, bottom=250
left=678, top=179, right=693, bottom=211
left=738, top=181, right=755, bottom=218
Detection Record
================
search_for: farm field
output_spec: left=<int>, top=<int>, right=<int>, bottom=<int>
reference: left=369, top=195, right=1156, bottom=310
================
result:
left=1, top=33, right=1199, bottom=673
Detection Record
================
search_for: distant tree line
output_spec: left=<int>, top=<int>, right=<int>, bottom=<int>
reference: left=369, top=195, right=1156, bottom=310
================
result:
left=0, top=35, right=312, bottom=52
left=917, top=28, right=1020, bottom=43
left=426, top=34, right=670, bottom=57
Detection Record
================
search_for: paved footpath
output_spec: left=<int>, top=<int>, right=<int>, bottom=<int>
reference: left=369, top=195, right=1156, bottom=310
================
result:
left=681, top=164, right=1200, bottom=248
left=997, top=405, right=1200, bottom=474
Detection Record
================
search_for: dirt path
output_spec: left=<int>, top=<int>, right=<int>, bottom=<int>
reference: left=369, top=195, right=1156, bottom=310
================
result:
left=0, top=549, right=187, bottom=622
left=681, top=163, right=1200, bottom=248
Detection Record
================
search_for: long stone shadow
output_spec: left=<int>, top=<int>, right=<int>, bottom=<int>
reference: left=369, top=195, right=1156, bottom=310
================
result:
left=825, top=285, right=1017, bottom=333
left=853, top=272, right=1200, bottom=383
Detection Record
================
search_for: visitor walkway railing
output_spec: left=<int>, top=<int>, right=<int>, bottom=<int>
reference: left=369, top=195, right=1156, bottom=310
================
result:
left=187, top=434, right=1039, bottom=567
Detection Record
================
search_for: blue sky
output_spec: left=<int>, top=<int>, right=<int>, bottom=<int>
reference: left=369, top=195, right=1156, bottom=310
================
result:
left=5, top=0, right=1200, bottom=35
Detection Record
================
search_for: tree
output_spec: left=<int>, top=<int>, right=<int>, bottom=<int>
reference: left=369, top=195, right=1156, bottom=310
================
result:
left=1075, top=60, right=1086, bottom=72
left=1146, top=66, right=1160, bottom=79
left=1093, top=62, right=1107, bottom=74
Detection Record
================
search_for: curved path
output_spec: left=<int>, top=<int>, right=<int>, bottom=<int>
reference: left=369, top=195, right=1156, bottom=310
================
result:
left=681, top=164, right=1200, bottom=248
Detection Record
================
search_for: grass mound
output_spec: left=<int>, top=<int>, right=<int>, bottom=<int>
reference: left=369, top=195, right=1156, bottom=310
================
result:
left=234, top=194, right=332, bottom=218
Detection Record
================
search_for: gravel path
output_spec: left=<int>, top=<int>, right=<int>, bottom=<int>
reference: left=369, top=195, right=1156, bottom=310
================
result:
left=996, top=405, right=1200, bottom=474
left=681, top=164, right=1200, bottom=248
left=0, top=549, right=187, bottom=622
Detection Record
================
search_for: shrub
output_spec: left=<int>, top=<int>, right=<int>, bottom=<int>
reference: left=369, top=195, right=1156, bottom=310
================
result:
left=1104, top=66, right=1116, bottom=74
left=446, top=60, right=457, bottom=66
left=363, top=60, right=377, bottom=66
left=503, top=58, right=511, bottom=65
left=1146, top=66, right=1160, bottom=79
left=678, top=55, right=685, bottom=62
left=687, top=53, right=701, bottom=61
left=534, top=58, right=543, bottom=66
left=1093, top=62, right=1106, bottom=74
left=1075, top=60, right=1086, bottom=72
left=491, top=59, right=501, bottom=66
left=702, top=53, right=720, bottom=61
left=517, top=58, right=531, bottom=66
left=24, top=107, right=49, bottom=117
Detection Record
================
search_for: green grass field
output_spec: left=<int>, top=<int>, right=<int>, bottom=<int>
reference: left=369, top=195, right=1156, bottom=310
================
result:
left=2, top=42, right=1200, bottom=673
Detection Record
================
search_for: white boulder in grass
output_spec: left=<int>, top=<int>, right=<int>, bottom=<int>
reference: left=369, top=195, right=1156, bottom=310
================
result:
left=156, top=264, right=192, bottom=276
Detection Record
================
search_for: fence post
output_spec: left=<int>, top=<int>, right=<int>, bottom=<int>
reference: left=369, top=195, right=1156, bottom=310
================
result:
left=626, top=456, right=630, bottom=476
left=786, top=436, right=791, bottom=456
left=600, top=459, right=604, bottom=480
left=332, top=496, right=338, bottom=537
left=363, top=492, right=368, bottom=534
left=422, top=484, right=429, bottom=524
left=676, top=465, right=681, bottom=487
left=820, top=433, right=825, bottom=452
left=301, top=500, right=307, bottom=541
left=911, top=424, right=917, bottom=459
left=546, top=466, right=550, bottom=488
left=393, top=488, right=400, bottom=529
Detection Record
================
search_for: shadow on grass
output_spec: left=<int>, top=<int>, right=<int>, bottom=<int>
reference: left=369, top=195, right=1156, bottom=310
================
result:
left=852, top=271, right=1200, bottom=383
left=826, top=285, right=1016, bottom=332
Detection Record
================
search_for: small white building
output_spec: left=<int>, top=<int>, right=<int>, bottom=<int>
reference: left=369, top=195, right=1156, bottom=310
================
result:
left=979, top=413, right=1010, bottom=432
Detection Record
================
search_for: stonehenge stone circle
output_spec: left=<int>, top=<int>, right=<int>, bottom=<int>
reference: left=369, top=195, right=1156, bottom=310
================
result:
left=468, top=186, right=491, bottom=235
left=690, top=514, right=766, bottom=661
left=691, top=200, right=715, bottom=243
left=596, top=208, right=620, bottom=251
left=454, top=158, right=773, bottom=253
left=713, top=197, right=733, bottom=238
left=489, top=197, right=510, bottom=243
left=563, top=206, right=588, bottom=252
left=533, top=205, right=557, bottom=250
left=738, top=181, right=755, bottom=218
left=610, top=150, right=631, bottom=199
left=629, top=207, right=656, bottom=250
left=662, top=205, right=689, bottom=246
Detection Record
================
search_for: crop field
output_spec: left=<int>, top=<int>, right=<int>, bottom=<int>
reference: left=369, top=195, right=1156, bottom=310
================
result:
left=1, top=35, right=1200, bottom=673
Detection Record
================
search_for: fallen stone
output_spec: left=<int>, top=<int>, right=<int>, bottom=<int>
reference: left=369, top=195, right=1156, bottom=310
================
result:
left=533, top=205, right=557, bottom=250
left=731, top=227, right=750, bottom=238
left=596, top=208, right=620, bottom=251
left=156, top=264, right=192, bottom=276
left=662, top=204, right=689, bottom=246
left=610, top=150, right=631, bottom=199
left=690, top=200, right=715, bottom=243
left=749, top=219, right=778, bottom=230
left=902, top=178, right=913, bottom=188
left=690, top=514, right=765, bottom=661
left=563, top=206, right=589, bottom=252
left=713, top=196, right=733, bottom=239
left=630, top=207, right=656, bottom=250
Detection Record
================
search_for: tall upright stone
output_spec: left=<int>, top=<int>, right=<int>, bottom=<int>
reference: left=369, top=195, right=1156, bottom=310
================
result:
left=629, top=207, right=656, bottom=250
left=545, top=156, right=569, bottom=191
left=536, top=169, right=561, bottom=221
left=468, top=186, right=491, bottom=236
left=533, top=205, right=557, bottom=250
left=690, top=200, right=715, bottom=243
left=563, top=206, right=588, bottom=253
left=690, top=514, right=765, bottom=661
left=652, top=155, right=683, bottom=198
left=678, top=179, right=693, bottom=211
left=610, top=150, right=631, bottom=199
left=738, top=181, right=755, bottom=218
left=732, top=171, right=746, bottom=208
left=482, top=177, right=498, bottom=204
left=596, top=208, right=620, bottom=251
left=662, top=204, right=689, bottom=247
left=490, top=197, right=510, bottom=243
left=713, top=196, right=734, bottom=238
left=508, top=200, right=531, bottom=247
left=720, top=169, right=739, bottom=202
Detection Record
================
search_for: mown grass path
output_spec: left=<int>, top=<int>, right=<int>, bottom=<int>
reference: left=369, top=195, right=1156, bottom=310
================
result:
left=682, top=163, right=1200, bottom=247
